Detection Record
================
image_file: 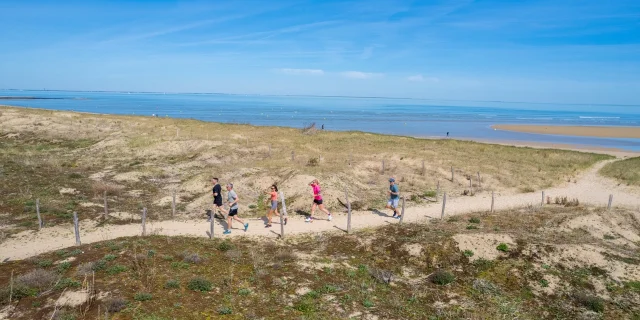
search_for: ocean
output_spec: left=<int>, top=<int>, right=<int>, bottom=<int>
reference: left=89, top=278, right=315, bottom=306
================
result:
left=2, top=89, right=640, bottom=151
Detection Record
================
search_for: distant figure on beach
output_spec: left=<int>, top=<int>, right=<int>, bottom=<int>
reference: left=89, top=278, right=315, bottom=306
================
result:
left=265, top=185, right=281, bottom=228
left=307, top=179, right=332, bottom=222
left=446, top=132, right=449, bottom=137
left=222, top=183, right=248, bottom=234
left=208, top=177, right=224, bottom=221
left=385, top=178, right=400, bottom=219
left=322, top=124, right=324, bottom=130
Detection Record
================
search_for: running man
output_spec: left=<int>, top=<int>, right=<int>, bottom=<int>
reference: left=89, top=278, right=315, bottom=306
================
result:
left=306, top=179, right=332, bottom=222
left=385, top=178, right=400, bottom=219
left=223, top=183, right=248, bottom=234
left=208, top=177, right=224, bottom=222
left=265, top=185, right=280, bottom=228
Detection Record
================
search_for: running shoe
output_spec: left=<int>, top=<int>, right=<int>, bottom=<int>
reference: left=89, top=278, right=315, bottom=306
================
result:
left=244, top=223, right=249, bottom=232
left=223, top=230, right=231, bottom=235
left=265, top=224, right=272, bottom=228
left=305, top=216, right=312, bottom=222
left=395, top=216, right=402, bottom=220
left=327, top=214, right=333, bottom=222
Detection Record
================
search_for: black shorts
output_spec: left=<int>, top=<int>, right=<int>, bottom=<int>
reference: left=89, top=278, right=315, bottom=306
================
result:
left=228, top=208, right=238, bottom=216
left=313, top=199, right=323, bottom=205
left=214, top=199, right=223, bottom=206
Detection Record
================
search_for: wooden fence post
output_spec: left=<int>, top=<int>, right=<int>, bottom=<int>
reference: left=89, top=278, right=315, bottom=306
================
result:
left=172, top=190, right=176, bottom=218
left=280, top=192, right=288, bottom=239
left=142, top=207, right=147, bottom=236
left=491, top=191, right=495, bottom=213
left=345, top=188, right=352, bottom=234
left=469, top=177, right=472, bottom=191
left=607, top=194, right=613, bottom=210
left=451, top=167, right=454, bottom=182
left=421, top=160, right=425, bottom=176
left=291, top=151, right=295, bottom=161
left=268, top=144, right=271, bottom=157
left=477, top=172, right=481, bottom=188
left=399, top=196, right=406, bottom=224
left=441, top=193, right=447, bottom=219
left=209, top=212, right=214, bottom=239
left=176, top=128, right=179, bottom=138
left=541, top=191, right=545, bottom=207
left=73, top=212, right=81, bottom=246
left=103, top=191, right=108, bottom=217
left=36, top=198, right=43, bottom=230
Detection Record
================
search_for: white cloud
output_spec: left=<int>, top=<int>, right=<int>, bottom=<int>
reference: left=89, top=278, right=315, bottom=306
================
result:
left=341, top=71, right=383, bottom=79
left=408, top=74, right=440, bottom=82
left=277, top=68, right=325, bottom=76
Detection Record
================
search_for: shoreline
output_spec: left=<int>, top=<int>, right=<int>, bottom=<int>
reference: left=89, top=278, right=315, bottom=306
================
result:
left=2, top=104, right=638, bottom=156
left=493, top=124, right=640, bottom=139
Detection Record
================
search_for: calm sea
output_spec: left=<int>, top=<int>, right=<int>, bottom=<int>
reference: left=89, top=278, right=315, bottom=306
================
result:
left=2, top=90, right=640, bottom=151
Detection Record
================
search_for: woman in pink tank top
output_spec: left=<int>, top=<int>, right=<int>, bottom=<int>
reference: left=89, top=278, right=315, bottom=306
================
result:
left=307, top=179, right=332, bottom=222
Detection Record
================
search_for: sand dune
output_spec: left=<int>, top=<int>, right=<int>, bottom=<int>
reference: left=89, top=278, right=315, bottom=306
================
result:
left=493, top=124, right=640, bottom=139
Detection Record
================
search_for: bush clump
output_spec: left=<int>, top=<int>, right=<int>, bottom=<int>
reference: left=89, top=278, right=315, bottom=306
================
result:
left=496, top=243, right=509, bottom=252
left=430, top=270, right=455, bottom=285
left=165, top=279, right=180, bottom=289
left=134, top=292, right=153, bottom=301
left=105, top=297, right=128, bottom=312
left=188, top=278, right=212, bottom=292
left=574, top=292, right=604, bottom=312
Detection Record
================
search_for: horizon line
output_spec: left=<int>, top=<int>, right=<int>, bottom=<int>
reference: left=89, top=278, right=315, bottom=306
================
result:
left=2, top=88, right=640, bottom=108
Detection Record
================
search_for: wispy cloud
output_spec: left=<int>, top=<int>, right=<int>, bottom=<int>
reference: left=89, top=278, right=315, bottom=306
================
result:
left=341, top=71, right=383, bottom=79
left=408, top=74, right=440, bottom=82
left=277, top=68, right=325, bottom=75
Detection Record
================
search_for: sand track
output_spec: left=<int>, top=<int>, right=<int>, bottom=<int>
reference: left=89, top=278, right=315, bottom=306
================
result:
left=1, top=159, right=639, bottom=261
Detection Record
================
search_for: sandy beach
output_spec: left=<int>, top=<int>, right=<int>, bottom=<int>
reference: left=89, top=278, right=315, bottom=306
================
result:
left=493, top=124, right=640, bottom=139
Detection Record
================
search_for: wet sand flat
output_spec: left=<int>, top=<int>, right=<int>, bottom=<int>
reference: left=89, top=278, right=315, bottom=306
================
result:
left=492, top=124, right=640, bottom=139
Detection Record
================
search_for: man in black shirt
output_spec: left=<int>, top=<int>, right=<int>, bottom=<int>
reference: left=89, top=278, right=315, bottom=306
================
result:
left=209, top=177, right=224, bottom=221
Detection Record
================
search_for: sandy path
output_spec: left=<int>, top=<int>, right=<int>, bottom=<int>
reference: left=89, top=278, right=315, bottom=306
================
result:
left=2, top=160, right=639, bottom=261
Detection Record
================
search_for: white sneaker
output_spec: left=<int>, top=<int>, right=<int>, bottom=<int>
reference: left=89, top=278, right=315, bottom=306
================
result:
left=305, top=216, right=312, bottom=222
left=327, top=214, right=332, bottom=222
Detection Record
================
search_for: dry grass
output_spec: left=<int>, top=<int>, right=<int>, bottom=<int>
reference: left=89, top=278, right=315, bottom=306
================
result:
left=600, top=156, right=640, bottom=186
left=0, top=106, right=613, bottom=227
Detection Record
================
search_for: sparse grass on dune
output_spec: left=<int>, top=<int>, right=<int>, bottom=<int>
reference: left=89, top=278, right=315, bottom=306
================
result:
left=0, top=106, right=612, bottom=233
left=600, top=156, right=640, bottom=186
left=0, top=205, right=638, bottom=319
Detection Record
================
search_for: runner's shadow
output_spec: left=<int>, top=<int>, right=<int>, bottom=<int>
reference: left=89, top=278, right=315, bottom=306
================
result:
left=269, top=230, right=282, bottom=238
left=371, top=209, right=391, bottom=218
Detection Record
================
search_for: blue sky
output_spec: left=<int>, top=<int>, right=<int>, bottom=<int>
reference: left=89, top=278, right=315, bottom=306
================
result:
left=1, top=0, right=639, bottom=104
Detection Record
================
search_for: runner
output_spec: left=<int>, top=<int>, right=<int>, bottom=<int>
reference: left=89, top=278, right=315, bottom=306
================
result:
left=208, top=177, right=224, bottom=222
left=306, top=179, right=332, bottom=222
left=223, top=183, right=248, bottom=234
left=265, top=185, right=280, bottom=228
left=385, top=177, right=400, bottom=218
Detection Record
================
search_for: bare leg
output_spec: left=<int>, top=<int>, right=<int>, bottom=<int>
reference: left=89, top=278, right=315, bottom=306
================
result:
left=233, top=216, right=245, bottom=225
left=310, top=203, right=318, bottom=218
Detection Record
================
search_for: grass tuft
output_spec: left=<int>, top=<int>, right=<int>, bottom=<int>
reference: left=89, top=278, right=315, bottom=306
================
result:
left=188, top=278, right=212, bottom=292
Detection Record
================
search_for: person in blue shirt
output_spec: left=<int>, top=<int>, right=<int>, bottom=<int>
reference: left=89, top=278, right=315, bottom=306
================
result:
left=385, top=178, right=400, bottom=219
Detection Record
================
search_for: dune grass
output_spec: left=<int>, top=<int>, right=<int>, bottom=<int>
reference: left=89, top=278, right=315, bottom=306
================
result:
left=599, top=156, right=640, bottom=186
left=0, top=106, right=613, bottom=232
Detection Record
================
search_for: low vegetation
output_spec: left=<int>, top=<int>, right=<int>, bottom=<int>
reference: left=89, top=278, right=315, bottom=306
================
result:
left=0, top=206, right=638, bottom=319
left=0, top=106, right=613, bottom=240
left=600, top=156, right=640, bottom=186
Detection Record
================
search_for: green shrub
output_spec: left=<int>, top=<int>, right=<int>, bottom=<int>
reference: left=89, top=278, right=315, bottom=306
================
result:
left=104, top=254, right=117, bottom=261
left=423, top=190, right=437, bottom=198
left=57, top=261, right=72, bottom=273
left=466, top=225, right=478, bottom=230
left=188, top=278, right=212, bottom=292
left=496, top=243, right=509, bottom=252
left=430, top=270, right=455, bottom=285
left=468, top=217, right=480, bottom=224
left=539, top=279, right=549, bottom=288
left=134, top=292, right=153, bottom=301
left=575, top=292, right=604, bottom=312
left=147, top=250, right=156, bottom=258
left=171, top=262, right=190, bottom=270
left=217, top=306, right=233, bottom=315
left=625, top=281, right=640, bottom=292
left=55, top=278, right=81, bottom=290
left=363, top=299, right=374, bottom=308
left=165, top=279, right=180, bottom=289
left=217, top=241, right=233, bottom=252
left=463, top=250, right=474, bottom=258
left=106, top=265, right=127, bottom=275
left=37, top=260, right=53, bottom=268
left=238, top=288, right=251, bottom=296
